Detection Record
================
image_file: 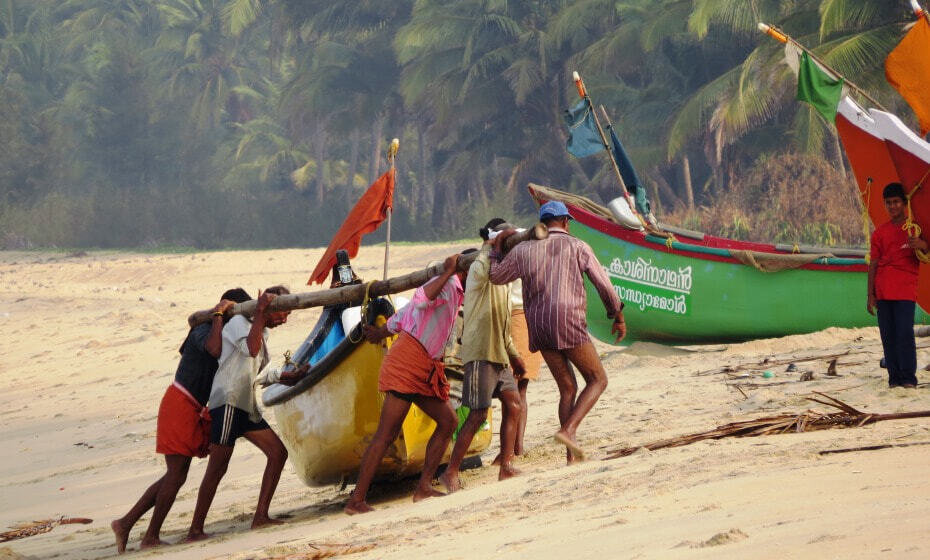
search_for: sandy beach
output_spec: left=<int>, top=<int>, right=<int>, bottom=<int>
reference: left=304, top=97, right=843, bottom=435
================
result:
left=1, top=244, right=929, bottom=560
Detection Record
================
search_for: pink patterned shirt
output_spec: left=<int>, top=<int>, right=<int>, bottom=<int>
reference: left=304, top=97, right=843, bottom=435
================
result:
left=489, top=228, right=622, bottom=352
left=386, top=275, right=464, bottom=359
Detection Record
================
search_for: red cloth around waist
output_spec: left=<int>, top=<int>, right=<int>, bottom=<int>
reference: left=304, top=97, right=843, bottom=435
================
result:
left=378, top=331, right=449, bottom=401
left=155, top=383, right=211, bottom=458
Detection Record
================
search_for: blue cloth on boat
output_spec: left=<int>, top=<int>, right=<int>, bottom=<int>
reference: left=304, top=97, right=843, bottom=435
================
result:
left=308, top=321, right=345, bottom=366
left=564, top=99, right=605, bottom=158
left=608, top=126, right=651, bottom=217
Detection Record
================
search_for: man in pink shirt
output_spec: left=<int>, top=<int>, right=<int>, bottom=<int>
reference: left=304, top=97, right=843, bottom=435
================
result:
left=344, top=253, right=466, bottom=514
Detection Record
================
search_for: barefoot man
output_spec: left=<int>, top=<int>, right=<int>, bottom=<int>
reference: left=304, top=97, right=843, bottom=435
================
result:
left=111, top=288, right=251, bottom=554
left=490, top=201, right=626, bottom=462
left=441, top=220, right=525, bottom=492
left=185, top=286, right=303, bottom=541
left=344, top=254, right=466, bottom=514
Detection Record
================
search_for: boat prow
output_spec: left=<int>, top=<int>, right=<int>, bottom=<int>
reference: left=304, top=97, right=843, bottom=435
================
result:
left=262, top=293, right=490, bottom=487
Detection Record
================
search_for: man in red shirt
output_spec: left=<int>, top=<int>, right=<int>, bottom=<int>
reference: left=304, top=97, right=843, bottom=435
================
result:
left=867, top=182, right=927, bottom=388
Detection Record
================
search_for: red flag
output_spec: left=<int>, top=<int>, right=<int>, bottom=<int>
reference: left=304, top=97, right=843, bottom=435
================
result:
left=885, top=18, right=930, bottom=135
left=308, top=168, right=394, bottom=285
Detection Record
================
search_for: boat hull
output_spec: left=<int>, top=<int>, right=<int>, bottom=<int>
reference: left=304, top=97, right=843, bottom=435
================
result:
left=567, top=203, right=927, bottom=344
left=269, top=337, right=491, bottom=487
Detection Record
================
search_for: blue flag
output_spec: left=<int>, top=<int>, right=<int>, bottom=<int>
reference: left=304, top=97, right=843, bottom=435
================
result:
left=607, top=126, right=651, bottom=216
left=564, top=99, right=605, bottom=158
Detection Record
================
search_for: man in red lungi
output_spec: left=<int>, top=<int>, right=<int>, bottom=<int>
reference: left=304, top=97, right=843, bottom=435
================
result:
left=344, top=253, right=466, bottom=514
left=111, top=288, right=251, bottom=554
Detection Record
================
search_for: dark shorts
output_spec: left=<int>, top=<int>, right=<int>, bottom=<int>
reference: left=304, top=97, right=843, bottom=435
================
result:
left=462, top=361, right=517, bottom=409
left=387, top=390, right=420, bottom=403
left=209, top=405, right=270, bottom=447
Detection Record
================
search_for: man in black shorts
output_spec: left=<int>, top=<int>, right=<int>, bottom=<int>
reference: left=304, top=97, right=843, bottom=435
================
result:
left=441, top=220, right=525, bottom=491
left=185, top=286, right=305, bottom=541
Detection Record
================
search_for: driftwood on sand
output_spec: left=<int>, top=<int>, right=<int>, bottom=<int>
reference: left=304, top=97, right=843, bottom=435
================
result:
left=819, top=441, right=930, bottom=455
left=0, top=517, right=92, bottom=543
left=694, top=338, right=930, bottom=377
left=188, top=224, right=548, bottom=327
left=603, top=393, right=930, bottom=459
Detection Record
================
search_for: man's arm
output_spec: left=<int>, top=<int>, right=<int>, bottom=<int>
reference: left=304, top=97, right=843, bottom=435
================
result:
left=580, top=244, right=622, bottom=318
left=580, top=243, right=626, bottom=342
left=423, top=254, right=459, bottom=301
left=204, top=299, right=236, bottom=358
left=246, top=291, right=275, bottom=357
left=488, top=233, right=522, bottom=285
left=867, top=259, right=878, bottom=316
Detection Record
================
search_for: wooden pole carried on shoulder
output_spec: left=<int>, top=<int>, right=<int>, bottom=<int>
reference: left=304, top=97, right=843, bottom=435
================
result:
left=188, top=224, right=549, bottom=327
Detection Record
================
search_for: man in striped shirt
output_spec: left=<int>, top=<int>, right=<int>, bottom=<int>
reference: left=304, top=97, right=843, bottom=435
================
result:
left=490, top=201, right=625, bottom=462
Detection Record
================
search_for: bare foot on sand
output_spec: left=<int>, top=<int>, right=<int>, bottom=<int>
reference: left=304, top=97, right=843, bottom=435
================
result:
left=251, top=516, right=285, bottom=530
left=139, top=538, right=167, bottom=550
left=344, top=500, right=374, bottom=515
left=181, top=530, right=210, bottom=543
left=491, top=453, right=502, bottom=466
left=111, top=520, right=130, bottom=554
left=439, top=471, right=461, bottom=493
left=412, top=487, right=446, bottom=502
left=554, top=431, right=586, bottom=461
left=498, top=463, right=521, bottom=481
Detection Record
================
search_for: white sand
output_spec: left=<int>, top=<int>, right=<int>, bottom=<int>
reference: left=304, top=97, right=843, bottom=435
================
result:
left=1, top=245, right=928, bottom=560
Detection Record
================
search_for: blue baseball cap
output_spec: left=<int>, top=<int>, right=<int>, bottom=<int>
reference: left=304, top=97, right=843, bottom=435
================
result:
left=539, top=201, right=573, bottom=221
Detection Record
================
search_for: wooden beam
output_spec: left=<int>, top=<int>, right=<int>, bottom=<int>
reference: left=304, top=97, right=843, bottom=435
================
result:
left=187, top=224, right=548, bottom=327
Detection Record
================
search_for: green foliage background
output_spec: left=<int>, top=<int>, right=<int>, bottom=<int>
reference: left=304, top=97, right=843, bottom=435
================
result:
left=0, top=0, right=920, bottom=249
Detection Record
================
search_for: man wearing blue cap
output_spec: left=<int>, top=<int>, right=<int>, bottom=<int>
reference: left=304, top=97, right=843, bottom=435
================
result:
left=489, top=200, right=625, bottom=463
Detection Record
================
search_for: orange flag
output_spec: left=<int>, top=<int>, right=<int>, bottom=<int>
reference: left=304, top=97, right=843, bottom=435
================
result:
left=886, top=18, right=930, bottom=135
left=308, top=168, right=394, bottom=285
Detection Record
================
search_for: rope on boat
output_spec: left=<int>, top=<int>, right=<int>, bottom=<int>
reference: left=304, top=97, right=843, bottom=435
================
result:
left=347, top=281, right=375, bottom=344
left=904, top=169, right=930, bottom=264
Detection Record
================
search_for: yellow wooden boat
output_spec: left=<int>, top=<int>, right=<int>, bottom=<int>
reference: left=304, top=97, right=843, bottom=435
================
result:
left=261, top=297, right=491, bottom=487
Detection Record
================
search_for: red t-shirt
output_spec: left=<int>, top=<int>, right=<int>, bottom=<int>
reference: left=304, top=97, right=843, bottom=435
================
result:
left=870, top=221, right=919, bottom=301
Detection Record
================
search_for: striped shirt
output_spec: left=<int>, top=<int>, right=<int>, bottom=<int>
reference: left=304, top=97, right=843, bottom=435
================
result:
left=387, top=274, right=464, bottom=359
left=489, top=228, right=622, bottom=352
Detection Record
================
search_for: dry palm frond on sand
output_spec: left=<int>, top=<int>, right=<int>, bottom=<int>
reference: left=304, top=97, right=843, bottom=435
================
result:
left=0, top=517, right=92, bottom=543
left=256, top=542, right=377, bottom=560
left=605, top=393, right=930, bottom=459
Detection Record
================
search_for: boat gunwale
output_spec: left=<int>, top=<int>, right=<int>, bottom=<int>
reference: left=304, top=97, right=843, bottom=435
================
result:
left=568, top=202, right=869, bottom=273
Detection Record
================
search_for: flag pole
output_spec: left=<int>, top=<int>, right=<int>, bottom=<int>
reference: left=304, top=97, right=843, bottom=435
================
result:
left=572, top=72, right=637, bottom=213
left=383, top=138, right=399, bottom=281
left=910, top=0, right=930, bottom=25
left=757, top=23, right=887, bottom=111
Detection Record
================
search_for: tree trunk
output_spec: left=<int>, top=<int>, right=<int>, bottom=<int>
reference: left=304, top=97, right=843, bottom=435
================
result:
left=345, top=128, right=360, bottom=213
left=314, top=120, right=327, bottom=203
left=682, top=155, right=695, bottom=210
left=832, top=129, right=848, bottom=180
left=417, top=120, right=431, bottom=215
left=368, top=114, right=385, bottom=185
left=432, top=179, right=447, bottom=229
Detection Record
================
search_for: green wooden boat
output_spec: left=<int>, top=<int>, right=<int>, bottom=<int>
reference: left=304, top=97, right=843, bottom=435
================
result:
left=528, top=184, right=929, bottom=345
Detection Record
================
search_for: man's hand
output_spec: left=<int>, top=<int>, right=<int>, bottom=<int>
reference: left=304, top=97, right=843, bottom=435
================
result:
left=867, top=294, right=877, bottom=316
left=363, top=324, right=391, bottom=344
left=255, top=290, right=276, bottom=315
left=212, top=299, right=235, bottom=316
left=611, top=314, right=627, bottom=343
left=510, top=356, right=527, bottom=379
left=908, top=236, right=928, bottom=251
left=443, top=254, right=459, bottom=275
left=491, top=229, right=518, bottom=252
left=279, top=364, right=310, bottom=386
